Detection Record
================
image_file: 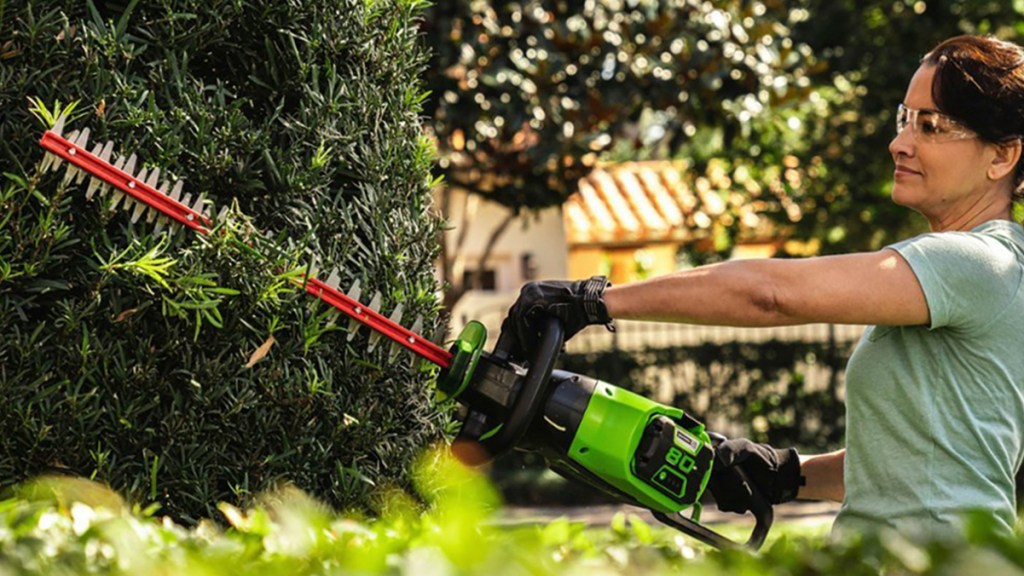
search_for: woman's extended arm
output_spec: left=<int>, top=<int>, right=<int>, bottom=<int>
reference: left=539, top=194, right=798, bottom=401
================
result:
left=799, top=450, right=846, bottom=503
left=602, top=250, right=930, bottom=328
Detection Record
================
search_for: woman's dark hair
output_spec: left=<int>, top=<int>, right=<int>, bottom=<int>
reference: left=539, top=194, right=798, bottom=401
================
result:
left=923, top=35, right=1024, bottom=195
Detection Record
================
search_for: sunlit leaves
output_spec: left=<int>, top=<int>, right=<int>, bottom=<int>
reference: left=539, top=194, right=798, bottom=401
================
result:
left=424, top=0, right=819, bottom=211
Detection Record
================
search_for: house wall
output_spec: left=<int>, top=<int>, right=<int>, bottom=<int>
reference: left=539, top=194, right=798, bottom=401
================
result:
left=568, top=244, right=678, bottom=285
left=442, top=188, right=568, bottom=292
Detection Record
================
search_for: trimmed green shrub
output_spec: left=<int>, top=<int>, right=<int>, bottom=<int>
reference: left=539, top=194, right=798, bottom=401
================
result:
left=0, top=0, right=448, bottom=522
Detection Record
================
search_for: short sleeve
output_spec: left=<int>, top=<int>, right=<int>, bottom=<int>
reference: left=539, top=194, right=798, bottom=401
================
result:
left=889, top=231, right=1022, bottom=332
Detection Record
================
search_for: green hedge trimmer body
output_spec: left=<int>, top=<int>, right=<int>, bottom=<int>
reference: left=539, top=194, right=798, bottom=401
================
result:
left=37, top=118, right=772, bottom=550
left=438, top=319, right=772, bottom=550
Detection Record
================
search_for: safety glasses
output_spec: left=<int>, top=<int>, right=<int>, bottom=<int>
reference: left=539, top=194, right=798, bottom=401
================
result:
left=895, top=104, right=977, bottom=143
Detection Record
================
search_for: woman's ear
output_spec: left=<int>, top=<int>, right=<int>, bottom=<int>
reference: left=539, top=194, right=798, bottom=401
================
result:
left=989, top=138, right=1023, bottom=181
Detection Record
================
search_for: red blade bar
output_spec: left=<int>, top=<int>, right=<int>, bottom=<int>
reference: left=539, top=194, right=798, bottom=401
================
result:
left=303, top=277, right=452, bottom=368
left=38, top=129, right=451, bottom=368
left=38, top=131, right=211, bottom=233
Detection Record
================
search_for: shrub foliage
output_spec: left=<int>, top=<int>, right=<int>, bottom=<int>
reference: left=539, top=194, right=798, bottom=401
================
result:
left=2, top=469, right=1023, bottom=576
left=0, top=0, right=447, bottom=521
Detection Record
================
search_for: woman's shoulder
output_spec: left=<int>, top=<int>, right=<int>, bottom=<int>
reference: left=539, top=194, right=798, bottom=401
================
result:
left=893, top=221, right=1024, bottom=270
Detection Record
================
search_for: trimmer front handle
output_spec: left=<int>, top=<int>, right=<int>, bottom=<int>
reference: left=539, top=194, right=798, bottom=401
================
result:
left=480, top=316, right=564, bottom=457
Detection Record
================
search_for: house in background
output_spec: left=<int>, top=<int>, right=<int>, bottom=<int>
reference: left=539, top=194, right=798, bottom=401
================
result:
left=563, top=160, right=784, bottom=285
left=443, top=159, right=791, bottom=333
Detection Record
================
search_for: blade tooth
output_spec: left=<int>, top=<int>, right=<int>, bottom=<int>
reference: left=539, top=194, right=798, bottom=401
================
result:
left=180, top=193, right=193, bottom=212
left=65, top=130, right=80, bottom=146
left=122, top=154, right=137, bottom=179
left=130, top=198, right=148, bottom=223
left=409, top=317, right=424, bottom=340
left=383, top=303, right=407, bottom=357
left=109, top=190, right=125, bottom=211
left=51, top=115, right=66, bottom=136
left=345, top=279, right=364, bottom=342
left=62, top=165, right=80, bottom=186
left=145, top=167, right=161, bottom=190
left=367, top=332, right=382, bottom=353
left=86, top=176, right=102, bottom=200
left=73, top=127, right=90, bottom=150
left=146, top=204, right=160, bottom=223
left=135, top=167, right=149, bottom=187
left=153, top=215, right=168, bottom=235
left=388, top=303, right=404, bottom=327
left=40, top=152, right=56, bottom=173
left=346, top=279, right=362, bottom=302
left=112, top=154, right=126, bottom=171
left=325, top=270, right=341, bottom=290
left=216, top=205, right=229, bottom=223
left=189, top=195, right=204, bottom=217
left=346, top=319, right=361, bottom=341
left=169, top=180, right=184, bottom=202
left=367, top=291, right=381, bottom=313
left=89, top=142, right=103, bottom=156
left=98, top=141, right=115, bottom=163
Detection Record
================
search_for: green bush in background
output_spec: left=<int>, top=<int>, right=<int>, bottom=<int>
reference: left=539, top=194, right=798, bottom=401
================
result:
left=0, top=0, right=447, bottom=522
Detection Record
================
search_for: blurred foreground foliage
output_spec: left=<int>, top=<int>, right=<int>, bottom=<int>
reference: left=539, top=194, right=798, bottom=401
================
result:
left=3, top=448, right=1024, bottom=576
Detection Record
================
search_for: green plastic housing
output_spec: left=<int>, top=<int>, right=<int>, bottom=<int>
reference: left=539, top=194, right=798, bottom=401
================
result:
left=569, top=380, right=713, bottom=514
left=436, top=321, right=487, bottom=401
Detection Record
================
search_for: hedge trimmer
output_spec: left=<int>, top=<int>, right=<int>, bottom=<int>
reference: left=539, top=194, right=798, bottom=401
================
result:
left=38, top=117, right=773, bottom=550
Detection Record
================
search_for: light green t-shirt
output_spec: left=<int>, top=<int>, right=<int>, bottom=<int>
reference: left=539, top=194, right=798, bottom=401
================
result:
left=834, top=220, right=1024, bottom=538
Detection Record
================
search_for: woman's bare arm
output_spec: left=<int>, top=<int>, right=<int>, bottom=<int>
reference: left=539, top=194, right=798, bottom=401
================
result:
left=798, top=450, right=846, bottom=502
left=602, top=250, right=929, bottom=328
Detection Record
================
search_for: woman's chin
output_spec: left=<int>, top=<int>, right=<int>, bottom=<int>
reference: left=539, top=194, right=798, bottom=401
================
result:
left=890, top=185, right=919, bottom=209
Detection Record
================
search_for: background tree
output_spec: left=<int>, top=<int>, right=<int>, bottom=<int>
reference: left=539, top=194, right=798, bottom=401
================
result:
left=0, top=0, right=447, bottom=521
left=422, top=0, right=821, bottom=305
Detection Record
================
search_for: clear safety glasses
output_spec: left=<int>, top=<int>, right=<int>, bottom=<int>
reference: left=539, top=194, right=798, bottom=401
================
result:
left=895, top=104, right=977, bottom=143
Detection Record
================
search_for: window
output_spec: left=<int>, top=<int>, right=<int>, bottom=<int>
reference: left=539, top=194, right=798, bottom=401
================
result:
left=462, top=269, right=497, bottom=291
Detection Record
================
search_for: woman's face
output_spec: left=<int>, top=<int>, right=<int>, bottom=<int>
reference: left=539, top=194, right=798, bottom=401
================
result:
left=888, top=64, right=997, bottom=222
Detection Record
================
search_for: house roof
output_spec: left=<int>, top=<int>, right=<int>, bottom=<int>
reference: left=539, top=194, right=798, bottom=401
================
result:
left=564, top=160, right=784, bottom=246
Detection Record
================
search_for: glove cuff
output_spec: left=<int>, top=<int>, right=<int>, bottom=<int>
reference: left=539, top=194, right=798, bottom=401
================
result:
left=774, top=447, right=804, bottom=504
left=581, top=276, right=614, bottom=329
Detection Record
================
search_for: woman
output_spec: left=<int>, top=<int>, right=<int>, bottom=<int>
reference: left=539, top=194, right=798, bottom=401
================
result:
left=504, top=35, right=1024, bottom=537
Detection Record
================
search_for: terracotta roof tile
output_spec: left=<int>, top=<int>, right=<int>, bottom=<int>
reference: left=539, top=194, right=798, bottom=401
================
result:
left=566, top=161, right=702, bottom=244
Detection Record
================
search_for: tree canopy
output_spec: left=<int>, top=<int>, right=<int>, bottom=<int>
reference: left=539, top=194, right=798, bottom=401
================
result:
left=423, top=0, right=819, bottom=212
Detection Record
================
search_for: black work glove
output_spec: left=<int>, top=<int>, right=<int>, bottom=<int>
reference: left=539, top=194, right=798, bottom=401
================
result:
left=708, top=438, right=803, bottom=514
left=502, top=276, right=614, bottom=360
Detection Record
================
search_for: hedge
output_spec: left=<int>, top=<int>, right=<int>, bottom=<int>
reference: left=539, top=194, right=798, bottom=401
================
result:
left=0, top=0, right=447, bottom=522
